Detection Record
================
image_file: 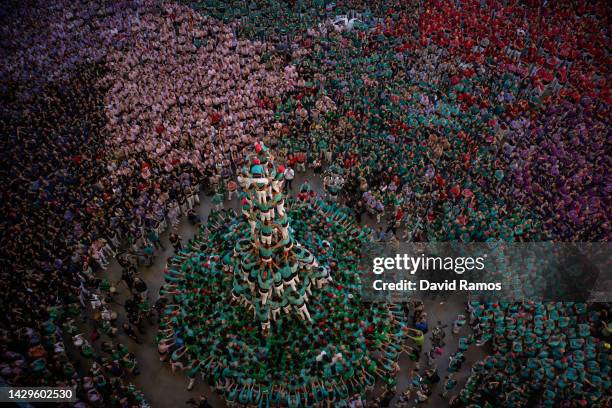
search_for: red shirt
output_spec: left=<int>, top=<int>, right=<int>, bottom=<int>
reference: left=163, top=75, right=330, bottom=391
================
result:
left=395, top=209, right=404, bottom=221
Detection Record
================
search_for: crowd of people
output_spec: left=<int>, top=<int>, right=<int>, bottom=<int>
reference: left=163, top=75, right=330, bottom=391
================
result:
left=0, top=0, right=609, bottom=406
left=259, top=0, right=611, bottom=404
left=1, top=63, right=151, bottom=406
left=269, top=0, right=609, bottom=244
left=0, top=1, right=297, bottom=405
left=100, top=3, right=298, bottom=183
left=458, top=301, right=611, bottom=407
left=157, top=194, right=407, bottom=406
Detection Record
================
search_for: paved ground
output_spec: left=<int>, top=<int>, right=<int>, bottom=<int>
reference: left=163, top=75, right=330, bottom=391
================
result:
left=88, top=170, right=488, bottom=407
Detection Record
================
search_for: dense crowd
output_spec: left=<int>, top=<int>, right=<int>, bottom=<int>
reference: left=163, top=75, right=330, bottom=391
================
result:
left=0, top=0, right=609, bottom=406
left=100, top=3, right=298, bottom=183
left=0, top=62, right=150, bottom=406
left=157, top=193, right=408, bottom=406
left=457, top=301, right=611, bottom=407
left=1, top=1, right=296, bottom=404
left=270, top=0, right=609, bottom=243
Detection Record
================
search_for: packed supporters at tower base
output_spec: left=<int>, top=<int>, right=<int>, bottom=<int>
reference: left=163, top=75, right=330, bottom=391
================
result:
left=0, top=0, right=609, bottom=407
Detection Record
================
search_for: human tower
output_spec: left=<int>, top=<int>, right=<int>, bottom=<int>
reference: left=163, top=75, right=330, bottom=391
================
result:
left=231, top=142, right=330, bottom=330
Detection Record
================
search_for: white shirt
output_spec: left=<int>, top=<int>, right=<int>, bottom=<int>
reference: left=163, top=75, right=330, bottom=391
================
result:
left=284, top=168, right=295, bottom=180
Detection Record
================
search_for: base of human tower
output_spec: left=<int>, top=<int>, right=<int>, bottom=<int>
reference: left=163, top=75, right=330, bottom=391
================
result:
left=157, top=144, right=407, bottom=406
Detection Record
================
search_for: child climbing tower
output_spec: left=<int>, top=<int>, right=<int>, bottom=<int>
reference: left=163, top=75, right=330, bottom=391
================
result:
left=231, top=142, right=330, bottom=331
